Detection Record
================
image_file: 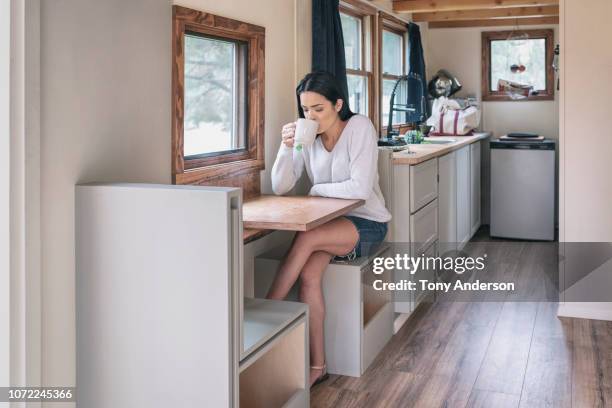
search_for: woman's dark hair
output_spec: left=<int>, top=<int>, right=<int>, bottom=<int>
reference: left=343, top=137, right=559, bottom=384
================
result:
left=296, top=71, right=355, bottom=121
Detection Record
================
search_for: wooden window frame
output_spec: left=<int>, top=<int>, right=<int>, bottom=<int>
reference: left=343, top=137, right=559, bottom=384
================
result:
left=482, top=29, right=555, bottom=102
left=340, top=0, right=377, bottom=129
left=172, top=6, right=265, bottom=188
left=379, top=12, right=409, bottom=133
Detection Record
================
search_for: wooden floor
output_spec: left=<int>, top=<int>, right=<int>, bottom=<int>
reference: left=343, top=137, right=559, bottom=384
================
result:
left=311, top=228, right=612, bottom=408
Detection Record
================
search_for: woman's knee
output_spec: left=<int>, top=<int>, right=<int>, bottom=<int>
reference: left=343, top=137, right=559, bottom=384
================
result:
left=294, top=228, right=324, bottom=252
left=299, top=252, right=329, bottom=287
left=299, top=264, right=322, bottom=287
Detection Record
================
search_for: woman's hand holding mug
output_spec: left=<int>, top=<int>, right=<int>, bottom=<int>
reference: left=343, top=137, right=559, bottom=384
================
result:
left=281, top=122, right=296, bottom=148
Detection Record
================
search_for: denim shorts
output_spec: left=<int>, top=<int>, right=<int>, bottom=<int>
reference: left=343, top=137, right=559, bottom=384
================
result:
left=334, top=216, right=388, bottom=261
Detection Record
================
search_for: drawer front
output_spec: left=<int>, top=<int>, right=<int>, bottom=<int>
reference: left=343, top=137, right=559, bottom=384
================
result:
left=410, top=158, right=438, bottom=213
left=410, top=198, right=438, bottom=254
left=412, top=241, right=437, bottom=307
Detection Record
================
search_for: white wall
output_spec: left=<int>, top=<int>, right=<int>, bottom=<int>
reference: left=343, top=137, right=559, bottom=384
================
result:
left=422, top=24, right=559, bottom=225
left=40, top=0, right=171, bottom=399
left=557, top=0, right=612, bottom=320
left=559, top=0, right=612, bottom=242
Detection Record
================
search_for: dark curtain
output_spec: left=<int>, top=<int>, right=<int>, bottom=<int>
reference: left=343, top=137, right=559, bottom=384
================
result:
left=406, top=22, right=430, bottom=123
left=312, top=0, right=349, bottom=101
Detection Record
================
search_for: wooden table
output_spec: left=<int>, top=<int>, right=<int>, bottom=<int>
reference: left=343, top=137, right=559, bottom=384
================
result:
left=242, top=195, right=364, bottom=243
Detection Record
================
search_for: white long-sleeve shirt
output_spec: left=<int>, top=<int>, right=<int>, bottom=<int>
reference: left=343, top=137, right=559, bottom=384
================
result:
left=271, top=114, right=392, bottom=223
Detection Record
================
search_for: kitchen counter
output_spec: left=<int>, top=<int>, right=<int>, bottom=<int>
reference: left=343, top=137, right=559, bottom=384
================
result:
left=391, top=132, right=491, bottom=165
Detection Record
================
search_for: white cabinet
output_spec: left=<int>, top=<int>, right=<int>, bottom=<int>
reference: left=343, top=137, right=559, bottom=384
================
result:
left=76, top=184, right=309, bottom=408
left=470, top=142, right=481, bottom=237
left=438, top=152, right=457, bottom=254
left=377, top=139, right=486, bottom=332
left=456, top=146, right=471, bottom=248
left=378, top=150, right=439, bottom=320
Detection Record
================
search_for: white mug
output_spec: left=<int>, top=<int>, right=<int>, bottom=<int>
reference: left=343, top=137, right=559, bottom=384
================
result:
left=294, top=118, right=319, bottom=151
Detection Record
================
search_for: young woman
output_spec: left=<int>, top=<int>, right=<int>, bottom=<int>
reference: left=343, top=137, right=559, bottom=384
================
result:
left=269, top=71, right=391, bottom=387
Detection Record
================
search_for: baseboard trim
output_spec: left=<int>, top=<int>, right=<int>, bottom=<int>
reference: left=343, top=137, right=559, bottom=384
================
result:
left=557, top=302, right=612, bottom=321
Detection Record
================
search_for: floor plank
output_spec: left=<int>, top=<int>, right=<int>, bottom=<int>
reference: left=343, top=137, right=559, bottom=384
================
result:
left=473, top=302, right=538, bottom=395
left=408, top=301, right=503, bottom=407
left=359, top=371, right=422, bottom=408
left=572, top=318, right=612, bottom=408
left=310, top=386, right=369, bottom=408
left=466, top=389, right=521, bottom=408
left=519, top=302, right=572, bottom=408
left=390, top=301, right=470, bottom=376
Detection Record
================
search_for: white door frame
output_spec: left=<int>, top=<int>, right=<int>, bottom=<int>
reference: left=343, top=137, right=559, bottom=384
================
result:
left=1, top=0, right=12, bottom=401
left=4, top=0, right=43, bottom=402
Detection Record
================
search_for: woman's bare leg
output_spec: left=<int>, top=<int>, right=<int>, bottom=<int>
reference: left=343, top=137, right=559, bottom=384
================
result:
left=265, top=217, right=359, bottom=386
left=266, top=217, right=359, bottom=300
left=298, top=250, right=332, bottom=386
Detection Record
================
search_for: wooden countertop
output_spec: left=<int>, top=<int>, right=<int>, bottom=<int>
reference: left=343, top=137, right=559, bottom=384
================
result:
left=243, top=195, right=364, bottom=232
left=391, top=132, right=491, bottom=165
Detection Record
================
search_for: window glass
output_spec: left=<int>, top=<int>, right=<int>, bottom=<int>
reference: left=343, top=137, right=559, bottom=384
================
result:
left=490, top=38, right=546, bottom=91
left=382, top=30, right=402, bottom=75
left=382, top=78, right=407, bottom=127
left=184, top=34, right=246, bottom=157
left=341, top=13, right=362, bottom=70
left=347, top=74, right=367, bottom=115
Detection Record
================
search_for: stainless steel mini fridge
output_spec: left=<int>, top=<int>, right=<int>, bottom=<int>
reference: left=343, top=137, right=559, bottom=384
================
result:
left=490, top=139, right=556, bottom=240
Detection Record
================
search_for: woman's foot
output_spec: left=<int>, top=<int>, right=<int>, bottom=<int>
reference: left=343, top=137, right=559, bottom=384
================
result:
left=310, top=364, right=329, bottom=388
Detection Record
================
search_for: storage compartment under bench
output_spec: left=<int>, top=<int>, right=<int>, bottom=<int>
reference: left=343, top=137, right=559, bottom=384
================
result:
left=240, top=317, right=308, bottom=408
left=254, top=244, right=393, bottom=377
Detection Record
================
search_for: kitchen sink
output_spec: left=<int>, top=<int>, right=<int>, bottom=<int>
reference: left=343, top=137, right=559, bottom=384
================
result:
left=422, top=137, right=456, bottom=144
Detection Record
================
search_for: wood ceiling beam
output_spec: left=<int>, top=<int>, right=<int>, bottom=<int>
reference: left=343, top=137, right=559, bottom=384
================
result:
left=428, top=15, right=559, bottom=28
left=412, top=5, right=558, bottom=22
left=393, top=0, right=559, bottom=14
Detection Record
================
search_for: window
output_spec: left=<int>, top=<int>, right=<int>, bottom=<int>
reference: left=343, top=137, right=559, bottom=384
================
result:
left=172, top=6, right=265, bottom=185
left=379, top=14, right=408, bottom=129
left=183, top=34, right=247, bottom=157
left=482, top=29, right=554, bottom=101
left=381, top=28, right=406, bottom=127
left=341, top=13, right=367, bottom=116
left=340, top=0, right=376, bottom=125
left=338, top=5, right=411, bottom=136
